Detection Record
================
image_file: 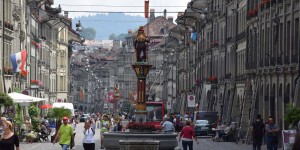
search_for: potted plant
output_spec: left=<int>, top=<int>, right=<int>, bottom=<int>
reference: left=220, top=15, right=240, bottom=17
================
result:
left=48, top=107, right=72, bottom=137
left=127, top=122, right=156, bottom=133
left=4, top=67, right=13, bottom=75
left=284, top=104, right=300, bottom=129
left=20, top=70, right=28, bottom=80
left=30, top=80, right=42, bottom=88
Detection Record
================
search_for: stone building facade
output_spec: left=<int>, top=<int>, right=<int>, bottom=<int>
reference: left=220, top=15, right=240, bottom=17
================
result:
left=173, top=0, right=300, bottom=135
left=0, top=0, right=77, bottom=104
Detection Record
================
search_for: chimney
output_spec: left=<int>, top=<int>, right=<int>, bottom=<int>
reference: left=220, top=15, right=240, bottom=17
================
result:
left=177, top=12, right=184, bottom=17
left=163, top=9, right=167, bottom=18
left=128, top=29, right=132, bottom=34
left=167, top=16, right=173, bottom=22
left=150, top=9, right=155, bottom=22
left=64, top=11, right=69, bottom=18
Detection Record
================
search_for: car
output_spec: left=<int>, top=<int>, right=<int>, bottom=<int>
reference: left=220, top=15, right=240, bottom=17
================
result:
left=80, top=114, right=89, bottom=122
left=194, top=120, right=212, bottom=136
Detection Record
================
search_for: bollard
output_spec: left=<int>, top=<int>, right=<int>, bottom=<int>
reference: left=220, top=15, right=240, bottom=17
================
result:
left=174, top=147, right=181, bottom=150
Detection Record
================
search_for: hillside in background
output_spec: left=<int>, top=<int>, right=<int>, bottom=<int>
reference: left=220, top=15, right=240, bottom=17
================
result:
left=72, top=13, right=147, bottom=40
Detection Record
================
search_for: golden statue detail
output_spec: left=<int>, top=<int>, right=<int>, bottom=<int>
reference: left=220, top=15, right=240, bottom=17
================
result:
left=134, top=26, right=149, bottom=62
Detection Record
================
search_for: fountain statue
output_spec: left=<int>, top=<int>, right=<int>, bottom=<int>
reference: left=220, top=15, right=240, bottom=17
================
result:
left=134, top=26, right=149, bottom=62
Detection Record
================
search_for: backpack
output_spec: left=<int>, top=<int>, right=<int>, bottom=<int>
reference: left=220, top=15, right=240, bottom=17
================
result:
left=91, top=128, right=95, bottom=135
left=117, top=122, right=123, bottom=131
left=176, top=118, right=180, bottom=125
left=252, top=121, right=265, bottom=137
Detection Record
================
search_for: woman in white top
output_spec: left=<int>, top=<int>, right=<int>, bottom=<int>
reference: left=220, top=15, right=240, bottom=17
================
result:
left=83, top=120, right=95, bottom=150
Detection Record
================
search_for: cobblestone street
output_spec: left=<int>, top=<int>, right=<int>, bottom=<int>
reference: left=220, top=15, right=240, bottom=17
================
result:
left=20, top=122, right=274, bottom=150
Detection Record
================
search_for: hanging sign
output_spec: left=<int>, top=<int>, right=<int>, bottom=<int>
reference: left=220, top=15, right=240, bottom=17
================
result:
left=282, top=130, right=297, bottom=150
left=144, top=0, right=149, bottom=18
left=187, top=95, right=196, bottom=107
left=167, top=101, right=171, bottom=110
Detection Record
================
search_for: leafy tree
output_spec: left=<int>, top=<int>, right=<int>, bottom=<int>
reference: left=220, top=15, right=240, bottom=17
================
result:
left=284, top=103, right=300, bottom=127
left=14, top=103, right=23, bottom=134
left=80, top=27, right=96, bottom=40
left=28, top=105, right=39, bottom=117
left=109, top=33, right=128, bottom=41
left=13, top=87, right=21, bottom=93
left=0, top=92, right=14, bottom=107
left=109, top=33, right=117, bottom=40
left=28, top=105, right=40, bottom=131
left=48, top=108, right=72, bottom=134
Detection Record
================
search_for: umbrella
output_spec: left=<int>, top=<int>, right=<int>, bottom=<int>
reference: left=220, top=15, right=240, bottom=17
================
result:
left=40, top=104, right=52, bottom=109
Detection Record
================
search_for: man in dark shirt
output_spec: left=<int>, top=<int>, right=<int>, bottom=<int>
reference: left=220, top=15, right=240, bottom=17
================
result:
left=252, top=114, right=265, bottom=150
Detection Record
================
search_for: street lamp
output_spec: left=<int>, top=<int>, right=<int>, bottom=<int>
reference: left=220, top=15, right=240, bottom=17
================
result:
left=76, top=20, right=82, bottom=32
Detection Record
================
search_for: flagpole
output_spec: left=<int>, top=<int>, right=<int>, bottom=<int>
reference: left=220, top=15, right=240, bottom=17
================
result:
left=2, top=0, right=6, bottom=93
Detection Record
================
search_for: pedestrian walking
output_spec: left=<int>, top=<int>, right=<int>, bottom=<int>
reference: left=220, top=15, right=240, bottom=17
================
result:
left=70, top=115, right=78, bottom=150
left=0, top=119, right=20, bottom=150
left=83, top=120, right=95, bottom=150
left=161, top=117, right=174, bottom=133
left=265, top=116, right=279, bottom=150
left=178, top=121, right=199, bottom=150
left=100, top=115, right=110, bottom=149
left=174, top=116, right=180, bottom=132
left=53, top=116, right=74, bottom=150
left=252, top=114, right=265, bottom=150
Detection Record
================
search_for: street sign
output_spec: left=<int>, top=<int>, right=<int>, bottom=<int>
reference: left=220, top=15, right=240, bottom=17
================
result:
left=103, top=103, right=108, bottom=109
left=187, top=95, right=196, bottom=107
left=167, top=101, right=171, bottom=110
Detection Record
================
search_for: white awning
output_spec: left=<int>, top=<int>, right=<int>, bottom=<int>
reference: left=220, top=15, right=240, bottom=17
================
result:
left=8, top=92, right=46, bottom=103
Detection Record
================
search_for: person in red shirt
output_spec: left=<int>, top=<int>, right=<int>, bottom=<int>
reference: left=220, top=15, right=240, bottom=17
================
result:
left=179, top=121, right=199, bottom=150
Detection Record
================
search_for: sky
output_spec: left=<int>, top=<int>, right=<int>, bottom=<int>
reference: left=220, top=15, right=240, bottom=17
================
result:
left=54, top=0, right=190, bottom=20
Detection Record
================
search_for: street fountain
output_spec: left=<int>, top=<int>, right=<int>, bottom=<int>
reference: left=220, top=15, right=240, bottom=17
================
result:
left=103, top=26, right=178, bottom=150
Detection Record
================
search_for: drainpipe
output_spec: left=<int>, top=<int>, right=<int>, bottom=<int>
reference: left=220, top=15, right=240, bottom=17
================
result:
left=2, top=0, right=6, bottom=93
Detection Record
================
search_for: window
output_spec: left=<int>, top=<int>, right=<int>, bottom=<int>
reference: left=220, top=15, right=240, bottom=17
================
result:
left=294, top=18, right=299, bottom=62
left=286, top=20, right=291, bottom=62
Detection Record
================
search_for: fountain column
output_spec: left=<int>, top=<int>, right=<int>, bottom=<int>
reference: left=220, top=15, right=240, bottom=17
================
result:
left=132, top=64, right=151, bottom=122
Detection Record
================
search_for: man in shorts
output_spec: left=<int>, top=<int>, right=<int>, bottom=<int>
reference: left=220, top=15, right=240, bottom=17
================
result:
left=53, top=116, right=74, bottom=150
left=100, top=115, right=110, bottom=149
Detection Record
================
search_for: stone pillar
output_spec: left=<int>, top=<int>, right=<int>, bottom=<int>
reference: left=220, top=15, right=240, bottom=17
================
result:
left=132, top=64, right=151, bottom=122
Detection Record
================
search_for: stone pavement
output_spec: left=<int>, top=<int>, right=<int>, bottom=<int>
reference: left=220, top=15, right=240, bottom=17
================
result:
left=20, top=122, right=278, bottom=150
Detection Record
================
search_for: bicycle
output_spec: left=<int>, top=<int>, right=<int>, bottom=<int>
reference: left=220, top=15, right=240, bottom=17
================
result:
left=233, top=127, right=245, bottom=144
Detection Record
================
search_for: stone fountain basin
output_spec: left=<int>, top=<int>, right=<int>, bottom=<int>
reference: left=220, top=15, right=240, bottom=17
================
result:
left=103, top=132, right=178, bottom=150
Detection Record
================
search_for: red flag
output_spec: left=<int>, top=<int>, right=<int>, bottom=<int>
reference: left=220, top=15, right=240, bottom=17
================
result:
left=145, top=0, right=149, bottom=18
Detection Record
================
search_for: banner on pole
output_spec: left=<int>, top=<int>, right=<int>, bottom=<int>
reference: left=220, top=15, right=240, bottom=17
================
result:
left=167, top=101, right=171, bottom=110
left=144, top=0, right=149, bottom=18
left=282, top=130, right=296, bottom=150
left=187, top=95, right=196, bottom=107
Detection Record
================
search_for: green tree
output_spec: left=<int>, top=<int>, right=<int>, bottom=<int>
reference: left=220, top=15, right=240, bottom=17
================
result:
left=0, top=92, right=14, bottom=107
left=28, top=105, right=40, bottom=117
left=28, top=105, right=40, bottom=131
left=80, top=27, right=96, bottom=40
left=109, top=33, right=128, bottom=41
left=48, top=108, right=72, bottom=134
left=109, top=33, right=117, bottom=40
left=284, top=103, right=300, bottom=127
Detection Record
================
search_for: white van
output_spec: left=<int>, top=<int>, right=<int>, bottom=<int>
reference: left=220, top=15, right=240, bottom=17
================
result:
left=52, top=102, right=75, bottom=116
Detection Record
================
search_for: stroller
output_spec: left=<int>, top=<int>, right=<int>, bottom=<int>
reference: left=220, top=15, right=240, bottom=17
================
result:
left=39, top=122, right=49, bottom=142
